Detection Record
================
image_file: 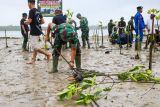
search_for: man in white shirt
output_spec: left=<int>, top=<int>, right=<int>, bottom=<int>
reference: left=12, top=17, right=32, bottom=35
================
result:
left=146, top=14, right=156, bottom=34
left=144, top=14, right=156, bottom=49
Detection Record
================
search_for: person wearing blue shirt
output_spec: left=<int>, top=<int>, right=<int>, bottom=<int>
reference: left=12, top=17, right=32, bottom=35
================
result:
left=134, top=6, right=145, bottom=50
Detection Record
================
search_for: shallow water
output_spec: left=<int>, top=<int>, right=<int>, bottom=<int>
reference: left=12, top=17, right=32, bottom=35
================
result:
left=0, top=38, right=160, bottom=107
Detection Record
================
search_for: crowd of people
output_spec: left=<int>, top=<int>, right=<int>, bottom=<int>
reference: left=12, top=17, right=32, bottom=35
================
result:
left=20, top=0, right=91, bottom=73
left=20, top=0, right=160, bottom=74
left=108, top=6, right=160, bottom=50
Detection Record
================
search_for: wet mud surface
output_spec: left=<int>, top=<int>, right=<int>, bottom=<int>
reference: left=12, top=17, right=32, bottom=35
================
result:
left=0, top=38, right=160, bottom=107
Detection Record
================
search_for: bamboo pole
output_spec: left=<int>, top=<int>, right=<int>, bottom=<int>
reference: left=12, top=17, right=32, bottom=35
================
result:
left=5, top=29, right=8, bottom=48
left=149, top=16, right=155, bottom=70
left=101, top=26, right=104, bottom=47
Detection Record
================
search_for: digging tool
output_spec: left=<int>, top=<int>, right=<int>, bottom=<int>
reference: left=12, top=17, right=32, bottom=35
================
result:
left=36, top=25, right=83, bottom=82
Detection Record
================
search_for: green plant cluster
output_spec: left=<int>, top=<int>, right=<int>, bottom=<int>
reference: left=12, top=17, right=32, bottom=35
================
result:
left=147, top=9, right=159, bottom=15
left=57, top=76, right=111, bottom=106
left=118, top=65, right=160, bottom=83
left=148, top=8, right=160, bottom=24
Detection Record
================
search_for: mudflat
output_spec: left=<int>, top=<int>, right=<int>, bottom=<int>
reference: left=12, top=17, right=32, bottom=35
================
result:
left=0, top=38, right=160, bottom=107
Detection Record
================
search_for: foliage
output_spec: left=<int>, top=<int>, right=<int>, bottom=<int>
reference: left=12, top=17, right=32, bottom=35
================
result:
left=156, top=14, right=160, bottom=21
left=147, top=9, right=159, bottom=15
left=118, top=65, right=160, bottom=83
left=57, top=75, right=111, bottom=106
left=65, top=9, right=74, bottom=21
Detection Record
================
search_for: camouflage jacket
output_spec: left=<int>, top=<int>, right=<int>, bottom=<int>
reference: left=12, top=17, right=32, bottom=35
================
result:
left=54, top=23, right=80, bottom=48
left=80, top=17, right=89, bottom=32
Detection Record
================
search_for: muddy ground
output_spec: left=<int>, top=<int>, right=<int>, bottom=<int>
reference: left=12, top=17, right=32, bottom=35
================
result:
left=0, top=37, right=160, bottom=107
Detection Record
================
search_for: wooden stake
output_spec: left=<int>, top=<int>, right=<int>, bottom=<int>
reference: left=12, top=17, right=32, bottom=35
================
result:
left=149, top=16, right=155, bottom=70
left=5, top=29, right=8, bottom=48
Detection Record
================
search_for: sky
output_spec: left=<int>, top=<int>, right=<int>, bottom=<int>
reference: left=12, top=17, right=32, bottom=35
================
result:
left=0, top=0, right=160, bottom=27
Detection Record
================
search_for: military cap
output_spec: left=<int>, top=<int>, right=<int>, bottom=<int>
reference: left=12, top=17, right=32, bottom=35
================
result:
left=137, top=6, right=143, bottom=10
left=121, top=17, right=124, bottom=20
left=76, top=13, right=81, bottom=17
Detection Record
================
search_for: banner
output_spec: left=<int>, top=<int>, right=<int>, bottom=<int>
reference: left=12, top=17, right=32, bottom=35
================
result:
left=37, top=0, right=62, bottom=17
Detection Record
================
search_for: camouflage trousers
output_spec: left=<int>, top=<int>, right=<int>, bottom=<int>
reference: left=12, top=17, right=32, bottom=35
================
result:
left=81, top=30, right=90, bottom=48
left=52, top=35, right=81, bottom=72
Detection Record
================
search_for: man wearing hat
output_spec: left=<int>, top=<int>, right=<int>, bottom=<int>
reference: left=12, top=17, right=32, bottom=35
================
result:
left=145, top=14, right=156, bottom=48
left=127, top=16, right=135, bottom=47
left=77, top=13, right=90, bottom=49
left=118, top=17, right=126, bottom=35
left=108, top=19, right=115, bottom=37
left=134, top=6, right=145, bottom=50
left=20, top=13, right=29, bottom=51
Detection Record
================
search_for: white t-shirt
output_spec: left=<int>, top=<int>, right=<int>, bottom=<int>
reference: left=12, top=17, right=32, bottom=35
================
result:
left=146, top=19, right=155, bottom=34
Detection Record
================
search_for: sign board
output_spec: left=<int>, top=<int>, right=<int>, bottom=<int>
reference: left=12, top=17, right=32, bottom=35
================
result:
left=37, top=0, right=62, bottom=17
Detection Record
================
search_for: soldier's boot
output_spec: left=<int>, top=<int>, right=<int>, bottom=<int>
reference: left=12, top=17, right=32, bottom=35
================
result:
left=87, top=40, right=90, bottom=49
left=75, top=55, right=81, bottom=70
left=52, top=56, right=59, bottom=73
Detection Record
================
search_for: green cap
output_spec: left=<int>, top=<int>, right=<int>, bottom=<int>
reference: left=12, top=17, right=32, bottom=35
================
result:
left=77, top=13, right=81, bottom=17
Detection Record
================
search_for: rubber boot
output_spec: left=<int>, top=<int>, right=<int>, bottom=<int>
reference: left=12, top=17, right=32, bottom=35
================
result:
left=75, top=55, right=81, bottom=70
left=52, top=56, right=59, bottom=73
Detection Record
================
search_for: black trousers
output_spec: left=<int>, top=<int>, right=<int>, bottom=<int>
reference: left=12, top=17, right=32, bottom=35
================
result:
left=108, top=31, right=112, bottom=36
left=22, top=32, right=28, bottom=50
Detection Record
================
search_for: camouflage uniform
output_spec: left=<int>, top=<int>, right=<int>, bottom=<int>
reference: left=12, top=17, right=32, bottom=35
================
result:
left=108, top=22, right=115, bottom=36
left=52, top=23, right=81, bottom=72
left=80, top=17, right=90, bottom=48
left=127, top=19, right=134, bottom=46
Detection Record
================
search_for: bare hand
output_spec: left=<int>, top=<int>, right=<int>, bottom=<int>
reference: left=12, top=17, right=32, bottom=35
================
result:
left=45, top=36, right=50, bottom=42
left=69, top=61, right=74, bottom=69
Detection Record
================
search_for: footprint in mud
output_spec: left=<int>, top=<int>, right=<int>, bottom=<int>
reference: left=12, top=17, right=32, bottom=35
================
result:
left=141, top=102, right=155, bottom=107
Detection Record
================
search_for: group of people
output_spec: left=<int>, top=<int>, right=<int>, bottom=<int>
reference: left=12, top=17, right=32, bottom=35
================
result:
left=108, top=6, right=160, bottom=50
left=20, top=0, right=160, bottom=74
left=20, top=0, right=90, bottom=73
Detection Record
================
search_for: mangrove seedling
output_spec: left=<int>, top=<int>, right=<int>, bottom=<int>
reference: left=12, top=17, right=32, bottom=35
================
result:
left=57, top=75, right=112, bottom=106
